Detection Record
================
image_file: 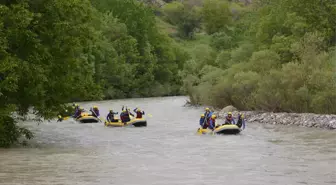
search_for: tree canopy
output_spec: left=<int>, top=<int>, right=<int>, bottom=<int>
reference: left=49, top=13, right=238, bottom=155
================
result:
left=0, top=0, right=189, bottom=147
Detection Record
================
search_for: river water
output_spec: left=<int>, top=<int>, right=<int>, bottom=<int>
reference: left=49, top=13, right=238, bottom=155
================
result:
left=0, top=96, right=335, bottom=185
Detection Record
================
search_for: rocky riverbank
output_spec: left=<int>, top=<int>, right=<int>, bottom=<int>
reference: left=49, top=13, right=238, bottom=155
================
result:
left=213, top=106, right=336, bottom=130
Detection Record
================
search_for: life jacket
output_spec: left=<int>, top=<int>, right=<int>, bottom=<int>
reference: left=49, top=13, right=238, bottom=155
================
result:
left=208, top=118, right=216, bottom=129
left=107, top=113, right=114, bottom=121
left=136, top=112, right=143, bottom=118
left=225, top=116, right=234, bottom=123
left=199, top=117, right=205, bottom=125
left=93, top=109, right=100, bottom=117
left=74, top=110, right=82, bottom=118
left=120, top=112, right=125, bottom=118
left=120, top=112, right=129, bottom=122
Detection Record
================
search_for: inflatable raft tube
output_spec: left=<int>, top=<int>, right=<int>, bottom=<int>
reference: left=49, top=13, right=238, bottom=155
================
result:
left=105, top=117, right=147, bottom=127
left=76, top=115, right=100, bottom=123
left=197, top=124, right=241, bottom=135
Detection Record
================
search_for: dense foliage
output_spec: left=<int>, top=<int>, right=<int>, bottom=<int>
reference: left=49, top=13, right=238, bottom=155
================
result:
left=161, top=0, right=336, bottom=113
left=0, top=0, right=188, bottom=147
left=1, top=0, right=335, bottom=147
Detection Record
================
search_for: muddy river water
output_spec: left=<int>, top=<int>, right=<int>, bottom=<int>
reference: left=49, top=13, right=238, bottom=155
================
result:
left=0, top=96, right=335, bottom=185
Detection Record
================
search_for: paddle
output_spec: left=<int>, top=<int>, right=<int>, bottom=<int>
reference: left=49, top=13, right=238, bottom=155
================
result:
left=147, top=113, right=152, bottom=118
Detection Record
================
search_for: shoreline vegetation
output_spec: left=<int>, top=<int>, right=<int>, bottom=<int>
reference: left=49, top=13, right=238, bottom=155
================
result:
left=1, top=0, right=335, bottom=147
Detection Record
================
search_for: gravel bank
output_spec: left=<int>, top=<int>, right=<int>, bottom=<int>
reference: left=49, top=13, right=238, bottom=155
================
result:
left=214, top=106, right=336, bottom=130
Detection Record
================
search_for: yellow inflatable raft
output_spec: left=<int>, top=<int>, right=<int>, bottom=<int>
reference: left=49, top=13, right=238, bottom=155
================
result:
left=76, top=113, right=100, bottom=123
left=104, top=116, right=147, bottom=127
left=197, top=124, right=241, bottom=135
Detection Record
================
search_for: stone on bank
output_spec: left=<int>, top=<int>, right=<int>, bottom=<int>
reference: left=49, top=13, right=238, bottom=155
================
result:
left=214, top=105, right=336, bottom=130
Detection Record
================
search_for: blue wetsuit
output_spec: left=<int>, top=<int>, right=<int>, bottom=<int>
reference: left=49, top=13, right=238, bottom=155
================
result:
left=199, top=117, right=205, bottom=126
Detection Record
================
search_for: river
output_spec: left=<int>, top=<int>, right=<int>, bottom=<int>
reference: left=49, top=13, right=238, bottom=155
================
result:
left=0, top=96, right=335, bottom=185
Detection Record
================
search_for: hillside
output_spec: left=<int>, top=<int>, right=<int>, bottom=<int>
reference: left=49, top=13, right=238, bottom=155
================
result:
left=151, top=0, right=336, bottom=114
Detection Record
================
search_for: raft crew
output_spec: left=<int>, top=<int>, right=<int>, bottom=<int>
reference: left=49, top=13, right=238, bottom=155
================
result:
left=134, top=108, right=145, bottom=118
left=202, top=107, right=213, bottom=126
left=208, top=114, right=217, bottom=130
left=236, top=112, right=246, bottom=129
left=120, top=110, right=130, bottom=123
left=204, top=107, right=212, bottom=119
left=106, top=109, right=119, bottom=122
left=90, top=106, right=100, bottom=117
left=72, top=103, right=78, bottom=111
left=57, top=115, right=63, bottom=122
left=120, top=106, right=130, bottom=123
left=199, top=114, right=205, bottom=128
left=198, top=110, right=246, bottom=130
left=74, top=107, right=84, bottom=118
left=224, top=112, right=235, bottom=125
left=74, top=104, right=79, bottom=112
left=73, top=104, right=80, bottom=118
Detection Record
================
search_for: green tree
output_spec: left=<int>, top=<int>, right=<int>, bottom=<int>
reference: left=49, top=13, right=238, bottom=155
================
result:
left=0, top=0, right=101, bottom=147
left=202, top=0, right=232, bottom=34
left=162, top=1, right=201, bottom=39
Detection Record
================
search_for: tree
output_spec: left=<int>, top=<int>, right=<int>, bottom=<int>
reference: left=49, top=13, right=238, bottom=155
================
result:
left=202, top=0, right=232, bottom=34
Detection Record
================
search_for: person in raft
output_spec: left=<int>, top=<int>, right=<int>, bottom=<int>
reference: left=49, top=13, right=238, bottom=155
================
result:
left=224, top=112, right=235, bottom=125
left=57, top=115, right=63, bottom=122
left=134, top=108, right=145, bottom=118
left=236, top=112, right=246, bottom=129
left=122, top=106, right=134, bottom=117
left=90, top=106, right=100, bottom=117
left=74, top=107, right=84, bottom=118
left=120, top=110, right=127, bottom=123
left=120, top=106, right=133, bottom=123
left=199, top=114, right=206, bottom=128
left=72, top=103, right=79, bottom=112
left=201, top=107, right=213, bottom=126
left=72, top=104, right=80, bottom=118
left=204, top=107, right=212, bottom=119
left=57, top=109, right=70, bottom=122
left=208, top=114, right=217, bottom=130
left=106, top=109, right=119, bottom=122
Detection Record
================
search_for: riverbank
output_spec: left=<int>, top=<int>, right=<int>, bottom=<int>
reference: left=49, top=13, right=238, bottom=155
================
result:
left=213, top=106, right=336, bottom=130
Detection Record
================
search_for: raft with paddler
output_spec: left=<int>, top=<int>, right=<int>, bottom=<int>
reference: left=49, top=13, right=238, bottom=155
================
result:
left=104, top=106, right=147, bottom=127
left=197, top=107, right=246, bottom=135
left=58, top=103, right=149, bottom=126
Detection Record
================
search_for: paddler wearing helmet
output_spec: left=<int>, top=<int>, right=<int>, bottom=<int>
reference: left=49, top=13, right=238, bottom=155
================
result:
left=208, top=114, right=217, bottom=130
left=74, top=107, right=84, bottom=118
left=202, top=107, right=213, bottom=126
left=72, top=104, right=80, bottom=118
left=224, top=112, right=235, bottom=124
left=106, top=109, right=119, bottom=122
left=120, top=106, right=132, bottom=123
left=133, top=108, right=145, bottom=118
left=199, top=114, right=206, bottom=128
left=236, top=112, right=245, bottom=129
left=90, top=105, right=100, bottom=117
